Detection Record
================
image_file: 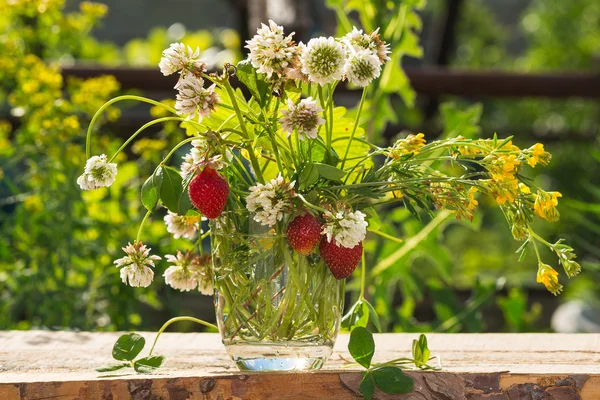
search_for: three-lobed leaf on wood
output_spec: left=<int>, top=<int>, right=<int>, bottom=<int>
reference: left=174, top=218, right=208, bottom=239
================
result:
left=97, top=333, right=166, bottom=375
left=112, top=332, right=145, bottom=361
left=348, top=328, right=436, bottom=399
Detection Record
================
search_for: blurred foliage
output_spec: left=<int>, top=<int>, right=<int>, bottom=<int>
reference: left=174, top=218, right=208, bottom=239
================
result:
left=326, top=0, right=426, bottom=139
left=1, top=0, right=598, bottom=333
left=120, top=24, right=242, bottom=70
left=450, top=0, right=600, bottom=290
left=70, top=21, right=242, bottom=69
left=331, top=0, right=599, bottom=334
left=0, top=0, right=205, bottom=331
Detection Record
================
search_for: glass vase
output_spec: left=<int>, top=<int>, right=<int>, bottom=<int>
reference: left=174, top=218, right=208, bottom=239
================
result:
left=210, top=211, right=345, bottom=371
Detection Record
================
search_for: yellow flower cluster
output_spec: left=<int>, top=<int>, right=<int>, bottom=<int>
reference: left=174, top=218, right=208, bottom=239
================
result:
left=70, top=75, right=121, bottom=118
left=536, top=263, right=563, bottom=295
left=534, top=190, right=562, bottom=222
left=389, top=133, right=426, bottom=159
left=525, top=143, right=551, bottom=167
left=429, top=181, right=479, bottom=221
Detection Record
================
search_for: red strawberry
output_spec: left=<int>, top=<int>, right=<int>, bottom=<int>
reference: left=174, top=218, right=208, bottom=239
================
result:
left=286, top=213, right=322, bottom=255
left=188, top=167, right=229, bottom=219
left=319, top=237, right=363, bottom=279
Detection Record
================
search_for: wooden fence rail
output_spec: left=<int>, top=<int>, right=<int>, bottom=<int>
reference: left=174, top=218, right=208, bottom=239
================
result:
left=62, top=65, right=600, bottom=98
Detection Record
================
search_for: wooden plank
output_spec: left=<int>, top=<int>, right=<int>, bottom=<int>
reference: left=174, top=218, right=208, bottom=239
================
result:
left=1, top=331, right=599, bottom=399
left=61, top=66, right=600, bottom=98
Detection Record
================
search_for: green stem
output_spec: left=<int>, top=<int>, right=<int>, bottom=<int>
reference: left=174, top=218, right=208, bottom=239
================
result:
left=530, top=231, right=543, bottom=262
left=160, top=137, right=200, bottom=165
left=148, top=316, right=218, bottom=356
left=86, top=95, right=177, bottom=159
left=297, top=193, right=328, bottom=213
left=370, top=229, right=404, bottom=244
left=108, top=117, right=184, bottom=163
left=222, top=79, right=264, bottom=183
left=136, top=210, right=152, bottom=242
left=287, top=135, right=297, bottom=169
left=529, top=228, right=553, bottom=248
left=327, top=83, right=336, bottom=154
left=359, top=251, right=366, bottom=300
left=341, top=87, right=367, bottom=169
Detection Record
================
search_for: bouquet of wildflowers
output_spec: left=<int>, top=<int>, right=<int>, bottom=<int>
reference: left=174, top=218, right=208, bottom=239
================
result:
left=80, top=20, right=580, bottom=309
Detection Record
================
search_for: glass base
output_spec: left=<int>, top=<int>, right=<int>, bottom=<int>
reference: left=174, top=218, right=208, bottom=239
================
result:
left=225, top=342, right=333, bottom=371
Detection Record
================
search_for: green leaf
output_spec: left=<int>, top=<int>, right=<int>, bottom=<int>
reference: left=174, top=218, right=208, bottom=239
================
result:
left=518, top=246, right=528, bottom=262
left=236, top=59, right=269, bottom=106
left=160, top=166, right=183, bottom=213
left=364, top=299, right=383, bottom=333
left=96, top=363, right=130, bottom=373
left=359, top=372, right=375, bottom=400
left=307, top=139, right=328, bottom=163
left=330, top=107, right=367, bottom=172
left=177, top=172, right=194, bottom=215
left=412, top=334, right=430, bottom=368
left=364, top=208, right=381, bottom=232
left=403, top=198, right=421, bottom=221
left=194, top=87, right=254, bottom=139
left=342, top=299, right=369, bottom=330
left=348, top=326, right=375, bottom=369
left=141, top=167, right=163, bottom=211
left=372, top=366, right=414, bottom=394
left=440, top=102, right=482, bottom=139
left=299, top=162, right=319, bottom=190
left=112, top=333, right=145, bottom=361
left=314, top=162, right=346, bottom=181
left=133, top=355, right=166, bottom=374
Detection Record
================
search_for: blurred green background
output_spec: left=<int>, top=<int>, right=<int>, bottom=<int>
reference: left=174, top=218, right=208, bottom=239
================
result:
left=0, top=0, right=598, bottom=333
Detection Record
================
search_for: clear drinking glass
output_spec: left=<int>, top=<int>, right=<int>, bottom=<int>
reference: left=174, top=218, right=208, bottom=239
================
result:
left=210, top=210, right=345, bottom=371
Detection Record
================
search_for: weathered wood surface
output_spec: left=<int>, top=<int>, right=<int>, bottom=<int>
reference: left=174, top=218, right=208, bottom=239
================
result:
left=1, top=331, right=599, bottom=399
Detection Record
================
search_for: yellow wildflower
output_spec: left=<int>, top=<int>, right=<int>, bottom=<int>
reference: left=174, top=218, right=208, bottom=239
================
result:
left=24, top=195, right=43, bottom=213
left=498, top=140, right=521, bottom=151
left=526, top=143, right=551, bottom=168
left=490, top=154, right=520, bottom=181
left=493, top=177, right=519, bottom=204
left=534, top=190, right=562, bottom=221
left=536, top=263, right=563, bottom=295
left=518, top=183, right=531, bottom=194
left=389, top=133, right=426, bottom=159
left=467, top=186, right=479, bottom=211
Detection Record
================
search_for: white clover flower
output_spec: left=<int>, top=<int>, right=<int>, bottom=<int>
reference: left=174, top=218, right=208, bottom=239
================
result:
left=246, top=20, right=298, bottom=78
left=163, top=252, right=197, bottom=291
left=300, top=37, right=346, bottom=85
left=114, top=241, right=161, bottom=287
left=163, top=252, right=213, bottom=294
left=164, top=211, right=204, bottom=240
left=77, top=154, right=117, bottom=190
left=344, top=49, right=382, bottom=87
left=175, top=76, right=219, bottom=122
left=280, top=97, right=325, bottom=140
left=193, top=254, right=214, bottom=295
left=343, top=27, right=390, bottom=64
left=76, top=174, right=96, bottom=190
left=246, top=174, right=296, bottom=227
left=180, top=139, right=208, bottom=177
left=283, top=42, right=308, bottom=82
left=159, top=42, right=207, bottom=77
left=322, top=210, right=368, bottom=248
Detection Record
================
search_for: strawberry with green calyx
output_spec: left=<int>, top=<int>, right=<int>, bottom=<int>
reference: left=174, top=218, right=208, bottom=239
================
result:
left=286, top=212, right=322, bottom=255
left=319, top=237, right=363, bottom=279
left=188, top=166, right=229, bottom=219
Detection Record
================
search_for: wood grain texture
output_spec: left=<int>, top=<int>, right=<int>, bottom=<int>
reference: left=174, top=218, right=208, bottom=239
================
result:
left=1, top=331, right=599, bottom=399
